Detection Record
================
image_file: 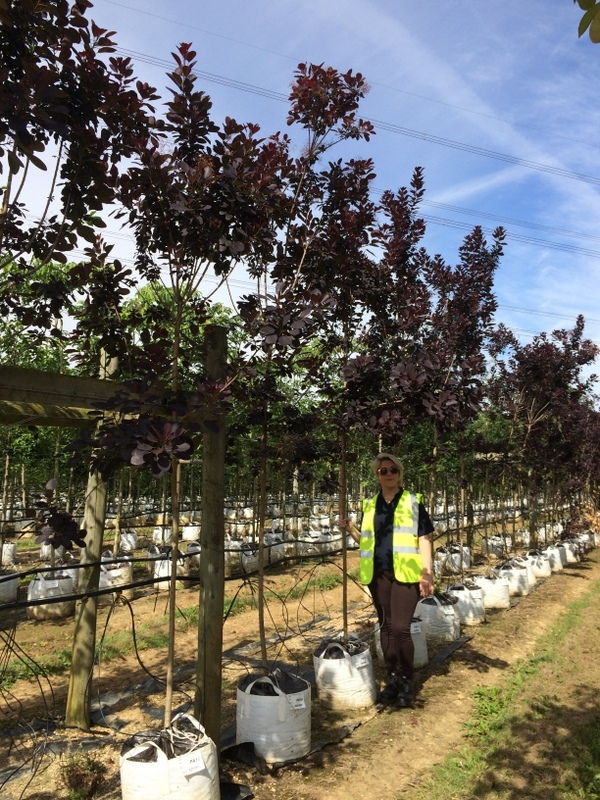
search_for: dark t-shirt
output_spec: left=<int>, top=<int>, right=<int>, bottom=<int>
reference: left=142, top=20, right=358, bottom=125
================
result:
left=373, top=488, right=434, bottom=572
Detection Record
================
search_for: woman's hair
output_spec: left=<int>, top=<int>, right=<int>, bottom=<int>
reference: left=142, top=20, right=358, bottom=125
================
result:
left=371, top=452, right=404, bottom=481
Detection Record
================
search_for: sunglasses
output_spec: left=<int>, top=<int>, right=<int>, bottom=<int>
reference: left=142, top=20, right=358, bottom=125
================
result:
left=378, top=467, right=399, bottom=475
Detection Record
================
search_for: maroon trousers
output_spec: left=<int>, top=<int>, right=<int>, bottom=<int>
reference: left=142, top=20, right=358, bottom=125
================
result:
left=369, top=571, right=420, bottom=678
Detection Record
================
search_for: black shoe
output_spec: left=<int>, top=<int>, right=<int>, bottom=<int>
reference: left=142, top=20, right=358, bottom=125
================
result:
left=396, top=677, right=415, bottom=708
left=379, top=673, right=400, bottom=704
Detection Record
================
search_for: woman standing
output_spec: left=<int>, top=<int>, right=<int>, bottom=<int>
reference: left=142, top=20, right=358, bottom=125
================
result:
left=341, top=453, right=434, bottom=707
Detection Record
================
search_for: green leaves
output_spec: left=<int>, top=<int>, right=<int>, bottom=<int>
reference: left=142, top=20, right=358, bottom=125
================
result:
left=575, top=0, right=600, bottom=41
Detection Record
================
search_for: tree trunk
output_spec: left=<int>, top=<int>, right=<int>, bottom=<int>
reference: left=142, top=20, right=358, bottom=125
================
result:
left=339, top=429, right=348, bottom=641
left=256, top=398, right=269, bottom=671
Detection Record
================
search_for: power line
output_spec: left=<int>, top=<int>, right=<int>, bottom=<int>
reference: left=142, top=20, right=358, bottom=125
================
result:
left=421, top=200, right=600, bottom=244
left=116, top=47, right=600, bottom=189
left=422, top=214, right=600, bottom=260
left=500, top=304, right=600, bottom=327
left=369, top=117, right=600, bottom=186
left=100, top=0, right=600, bottom=152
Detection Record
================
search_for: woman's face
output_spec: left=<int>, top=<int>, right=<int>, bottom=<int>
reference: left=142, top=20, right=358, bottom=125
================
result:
left=376, top=459, right=401, bottom=490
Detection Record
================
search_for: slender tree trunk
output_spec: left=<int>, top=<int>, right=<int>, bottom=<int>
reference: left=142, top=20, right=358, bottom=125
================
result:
left=2, top=449, right=10, bottom=526
left=66, top=467, right=74, bottom=513
left=428, top=422, right=438, bottom=519
left=53, top=428, right=62, bottom=488
left=20, top=463, right=26, bottom=511
left=257, top=399, right=269, bottom=671
left=340, top=429, right=348, bottom=642
left=112, top=471, right=124, bottom=556
left=164, top=460, right=181, bottom=728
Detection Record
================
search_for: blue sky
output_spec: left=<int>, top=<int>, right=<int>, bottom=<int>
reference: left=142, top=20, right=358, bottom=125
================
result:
left=89, top=0, right=600, bottom=374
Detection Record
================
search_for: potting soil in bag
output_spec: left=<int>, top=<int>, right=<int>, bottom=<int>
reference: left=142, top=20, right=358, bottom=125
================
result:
left=120, top=712, right=220, bottom=800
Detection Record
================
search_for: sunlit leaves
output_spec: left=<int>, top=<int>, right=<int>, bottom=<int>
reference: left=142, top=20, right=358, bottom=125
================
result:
left=574, top=0, right=600, bottom=41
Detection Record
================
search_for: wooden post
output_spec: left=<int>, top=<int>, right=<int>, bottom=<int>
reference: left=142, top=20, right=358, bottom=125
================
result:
left=195, top=326, right=227, bottom=747
left=65, top=352, right=116, bottom=730
left=65, top=467, right=107, bottom=729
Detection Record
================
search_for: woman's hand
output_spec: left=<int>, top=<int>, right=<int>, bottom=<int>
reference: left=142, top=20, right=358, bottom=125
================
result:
left=338, top=517, right=360, bottom=544
left=419, top=570, right=434, bottom=597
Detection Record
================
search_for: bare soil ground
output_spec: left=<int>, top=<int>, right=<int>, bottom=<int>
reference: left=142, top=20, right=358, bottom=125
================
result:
left=1, top=543, right=600, bottom=800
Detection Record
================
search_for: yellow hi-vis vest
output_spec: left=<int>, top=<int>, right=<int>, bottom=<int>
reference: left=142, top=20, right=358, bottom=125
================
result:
left=359, top=490, right=423, bottom=585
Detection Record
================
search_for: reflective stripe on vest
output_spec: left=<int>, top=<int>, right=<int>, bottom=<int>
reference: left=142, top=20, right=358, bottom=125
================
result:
left=359, top=491, right=423, bottom=585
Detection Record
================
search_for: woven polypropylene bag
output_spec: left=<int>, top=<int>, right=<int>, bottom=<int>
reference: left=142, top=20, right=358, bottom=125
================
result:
left=120, top=713, right=219, bottom=800
left=473, top=575, right=511, bottom=610
left=26, top=572, right=75, bottom=620
left=417, top=594, right=460, bottom=645
left=494, top=562, right=530, bottom=596
left=313, top=640, right=377, bottom=709
left=447, top=583, right=485, bottom=625
left=236, top=672, right=311, bottom=764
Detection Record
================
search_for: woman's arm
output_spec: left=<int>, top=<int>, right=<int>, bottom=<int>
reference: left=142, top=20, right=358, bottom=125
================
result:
left=419, top=534, right=434, bottom=596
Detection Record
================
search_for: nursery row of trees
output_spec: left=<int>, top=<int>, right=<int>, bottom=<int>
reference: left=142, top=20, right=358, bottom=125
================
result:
left=1, top=0, right=599, bottom=529
left=1, top=0, right=599, bottom=744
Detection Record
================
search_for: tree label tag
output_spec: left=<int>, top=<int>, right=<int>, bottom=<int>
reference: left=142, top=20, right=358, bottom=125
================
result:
left=44, top=580, right=59, bottom=589
left=178, top=749, right=206, bottom=776
left=288, top=692, right=306, bottom=709
left=353, top=653, right=369, bottom=668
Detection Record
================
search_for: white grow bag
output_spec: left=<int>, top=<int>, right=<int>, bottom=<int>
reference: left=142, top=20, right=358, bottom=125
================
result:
left=313, top=638, right=377, bottom=709
left=480, top=536, right=506, bottom=559
left=563, top=540, right=581, bottom=563
left=153, top=552, right=185, bottom=592
left=239, top=543, right=259, bottom=574
left=417, top=594, right=461, bottom=646
left=525, top=550, right=552, bottom=579
left=39, top=543, right=65, bottom=561
left=374, top=617, right=429, bottom=668
left=26, top=571, right=75, bottom=620
left=545, top=545, right=565, bottom=572
left=472, top=575, right=511, bottom=610
left=120, top=713, right=219, bottom=800
left=99, top=559, right=134, bottom=602
left=120, top=530, right=138, bottom=552
left=447, top=583, right=485, bottom=625
left=236, top=671, right=311, bottom=764
left=511, top=556, right=536, bottom=587
left=494, top=562, right=530, bottom=596
left=1, top=542, right=17, bottom=567
left=436, top=544, right=471, bottom=574
left=0, top=570, right=19, bottom=604
left=181, top=525, right=201, bottom=542
left=152, top=527, right=172, bottom=545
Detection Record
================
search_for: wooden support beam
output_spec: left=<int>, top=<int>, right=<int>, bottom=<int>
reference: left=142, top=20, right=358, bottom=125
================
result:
left=0, top=402, right=93, bottom=427
left=0, top=365, right=124, bottom=427
left=0, top=365, right=122, bottom=409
